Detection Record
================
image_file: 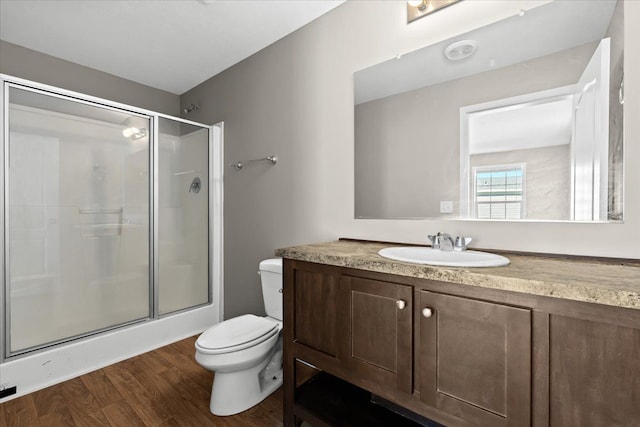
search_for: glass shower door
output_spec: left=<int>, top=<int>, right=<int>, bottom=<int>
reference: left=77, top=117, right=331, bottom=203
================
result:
left=5, top=86, right=151, bottom=355
left=157, top=117, right=209, bottom=315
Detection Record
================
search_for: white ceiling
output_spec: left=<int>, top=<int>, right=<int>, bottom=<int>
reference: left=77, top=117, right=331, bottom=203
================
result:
left=0, top=0, right=345, bottom=95
left=469, top=97, right=574, bottom=155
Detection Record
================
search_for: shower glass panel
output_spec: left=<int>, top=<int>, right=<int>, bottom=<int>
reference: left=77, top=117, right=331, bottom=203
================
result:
left=6, top=86, right=150, bottom=354
left=158, top=117, right=209, bottom=315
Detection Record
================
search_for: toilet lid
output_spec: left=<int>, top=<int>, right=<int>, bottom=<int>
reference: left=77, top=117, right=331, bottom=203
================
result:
left=196, top=314, right=279, bottom=351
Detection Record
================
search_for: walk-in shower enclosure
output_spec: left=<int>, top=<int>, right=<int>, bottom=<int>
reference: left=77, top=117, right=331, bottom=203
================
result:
left=0, top=75, right=222, bottom=360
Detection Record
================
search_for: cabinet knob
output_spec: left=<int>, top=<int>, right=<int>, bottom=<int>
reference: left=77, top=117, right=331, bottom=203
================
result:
left=396, top=300, right=406, bottom=310
left=422, top=308, right=433, bottom=318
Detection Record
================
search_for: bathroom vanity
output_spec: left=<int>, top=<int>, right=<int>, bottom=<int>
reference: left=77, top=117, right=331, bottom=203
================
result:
left=277, top=240, right=640, bottom=427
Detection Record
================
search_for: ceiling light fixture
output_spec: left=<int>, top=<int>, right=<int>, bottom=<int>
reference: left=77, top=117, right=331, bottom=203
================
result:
left=407, top=0, right=462, bottom=24
left=408, top=0, right=428, bottom=11
left=122, top=127, right=148, bottom=140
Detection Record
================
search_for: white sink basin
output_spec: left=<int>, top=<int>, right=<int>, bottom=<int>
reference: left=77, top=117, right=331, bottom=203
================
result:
left=378, top=247, right=510, bottom=267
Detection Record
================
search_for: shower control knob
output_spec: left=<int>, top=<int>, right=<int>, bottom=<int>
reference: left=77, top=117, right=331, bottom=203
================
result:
left=396, top=300, right=406, bottom=310
left=422, top=308, right=434, bottom=318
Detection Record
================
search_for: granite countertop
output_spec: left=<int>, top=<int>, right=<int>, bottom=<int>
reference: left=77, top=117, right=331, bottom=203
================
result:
left=275, top=240, right=640, bottom=310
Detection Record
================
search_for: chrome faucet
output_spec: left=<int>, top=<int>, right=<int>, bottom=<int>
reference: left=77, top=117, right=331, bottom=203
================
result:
left=428, top=232, right=455, bottom=251
left=438, top=233, right=455, bottom=251
left=427, top=234, right=440, bottom=249
left=454, top=236, right=473, bottom=252
left=428, top=233, right=472, bottom=252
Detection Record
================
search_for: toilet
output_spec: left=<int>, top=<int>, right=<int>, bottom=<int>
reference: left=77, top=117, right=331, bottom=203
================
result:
left=195, top=258, right=284, bottom=416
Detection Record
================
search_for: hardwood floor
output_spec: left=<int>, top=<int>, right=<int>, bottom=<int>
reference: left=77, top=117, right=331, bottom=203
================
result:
left=0, top=336, right=283, bottom=427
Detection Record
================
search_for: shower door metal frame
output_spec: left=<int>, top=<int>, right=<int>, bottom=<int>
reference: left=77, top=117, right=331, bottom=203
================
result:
left=2, top=80, right=154, bottom=357
left=0, top=74, right=222, bottom=361
left=152, top=115, right=159, bottom=319
left=153, top=116, right=220, bottom=319
left=0, top=79, right=6, bottom=367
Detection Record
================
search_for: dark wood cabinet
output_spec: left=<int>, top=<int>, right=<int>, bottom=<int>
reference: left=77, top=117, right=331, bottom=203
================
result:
left=419, top=291, right=531, bottom=427
left=548, top=315, right=640, bottom=427
left=283, top=258, right=640, bottom=427
left=345, top=276, right=413, bottom=394
left=289, top=266, right=350, bottom=378
left=293, top=268, right=340, bottom=357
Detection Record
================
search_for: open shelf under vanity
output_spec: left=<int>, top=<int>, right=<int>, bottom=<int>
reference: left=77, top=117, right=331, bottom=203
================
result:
left=295, top=371, right=442, bottom=427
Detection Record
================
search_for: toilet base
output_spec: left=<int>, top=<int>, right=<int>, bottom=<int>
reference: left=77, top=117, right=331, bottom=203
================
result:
left=209, top=358, right=283, bottom=416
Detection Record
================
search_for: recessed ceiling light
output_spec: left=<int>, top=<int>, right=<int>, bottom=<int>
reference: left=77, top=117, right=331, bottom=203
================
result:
left=444, top=40, right=478, bottom=61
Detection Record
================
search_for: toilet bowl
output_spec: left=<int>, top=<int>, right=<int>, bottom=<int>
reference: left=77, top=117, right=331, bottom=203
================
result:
left=195, top=258, right=283, bottom=416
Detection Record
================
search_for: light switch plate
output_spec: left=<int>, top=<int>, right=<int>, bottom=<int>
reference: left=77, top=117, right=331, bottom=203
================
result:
left=440, top=201, right=454, bottom=213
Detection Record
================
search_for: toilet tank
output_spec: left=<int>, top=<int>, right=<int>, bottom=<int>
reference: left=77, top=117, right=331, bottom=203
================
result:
left=259, top=258, right=283, bottom=321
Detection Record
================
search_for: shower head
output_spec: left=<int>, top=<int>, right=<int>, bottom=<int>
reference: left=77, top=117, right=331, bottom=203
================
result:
left=183, top=103, right=200, bottom=114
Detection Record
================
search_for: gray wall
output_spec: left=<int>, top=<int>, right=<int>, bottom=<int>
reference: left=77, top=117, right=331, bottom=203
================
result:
left=355, top=42, right=594, bottom=219
left=181, top=0, right=640, bottom=319
left=0, top=40, right=179, bottom=116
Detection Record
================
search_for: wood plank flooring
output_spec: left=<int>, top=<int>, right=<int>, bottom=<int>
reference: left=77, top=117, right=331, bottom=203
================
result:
left=0, top=336, right=283, bottom=427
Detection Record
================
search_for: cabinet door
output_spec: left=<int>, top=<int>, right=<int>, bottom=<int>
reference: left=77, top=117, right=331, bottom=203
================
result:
left=549, top=315, right=640, bottom=426
left=419, top=291, right=531, bottom=427
left=346, top=276, right=413, bottom=394
left=293, top=268, right=341, bottom=357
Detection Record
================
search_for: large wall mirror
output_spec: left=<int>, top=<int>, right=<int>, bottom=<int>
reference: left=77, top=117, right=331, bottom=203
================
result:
left=355, top=0, right=624, bottom=222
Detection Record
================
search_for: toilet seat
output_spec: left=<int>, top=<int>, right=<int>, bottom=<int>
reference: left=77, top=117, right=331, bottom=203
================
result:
left=196, top=314, right=280, bottom=355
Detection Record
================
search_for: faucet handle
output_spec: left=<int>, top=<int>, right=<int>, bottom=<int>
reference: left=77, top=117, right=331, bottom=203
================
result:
left=454, top=236, right=472, bottom=251
left=427, top=234, right=440, bottom=249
